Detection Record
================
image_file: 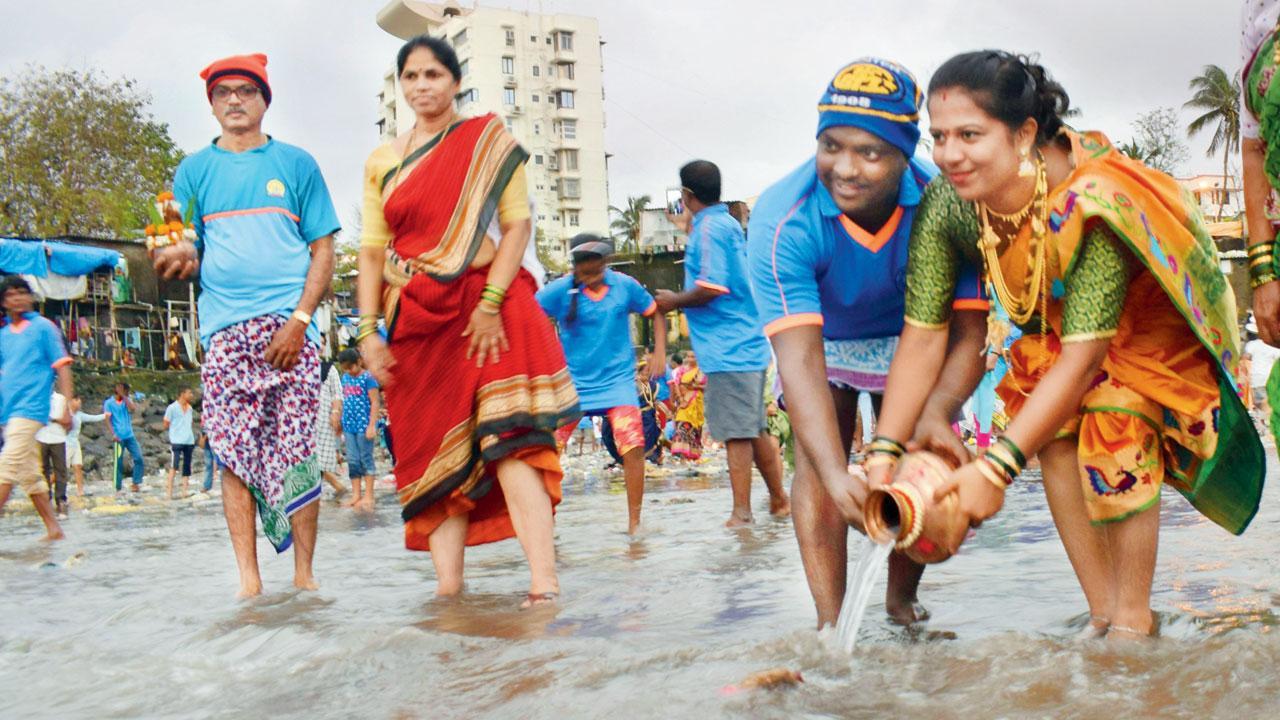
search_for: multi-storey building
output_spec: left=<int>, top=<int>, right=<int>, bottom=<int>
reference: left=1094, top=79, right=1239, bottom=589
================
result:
left=375, top=0, right=609, bottom=261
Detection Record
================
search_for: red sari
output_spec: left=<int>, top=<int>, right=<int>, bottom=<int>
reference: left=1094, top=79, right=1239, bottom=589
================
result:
left=376, top=114, right=580, bottom=551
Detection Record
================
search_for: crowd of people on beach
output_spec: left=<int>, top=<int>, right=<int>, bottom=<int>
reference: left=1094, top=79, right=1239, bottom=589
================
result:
left=6, top=3, right=1280, bottom=641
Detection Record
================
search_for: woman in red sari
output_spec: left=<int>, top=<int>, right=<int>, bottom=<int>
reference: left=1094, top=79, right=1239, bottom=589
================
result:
left=357, top=35, right=580, bottom=606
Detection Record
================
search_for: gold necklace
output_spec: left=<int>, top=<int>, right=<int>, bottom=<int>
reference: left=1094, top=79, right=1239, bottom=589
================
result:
left=977, top=155, right=1049, bottom=327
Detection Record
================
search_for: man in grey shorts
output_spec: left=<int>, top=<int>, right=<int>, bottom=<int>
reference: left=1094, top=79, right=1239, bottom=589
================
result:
left=655, top=160, right=789, bottom=527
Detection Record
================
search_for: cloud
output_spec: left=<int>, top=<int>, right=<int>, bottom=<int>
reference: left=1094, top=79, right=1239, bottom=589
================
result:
left=0, top=0, right=1242, bottom=232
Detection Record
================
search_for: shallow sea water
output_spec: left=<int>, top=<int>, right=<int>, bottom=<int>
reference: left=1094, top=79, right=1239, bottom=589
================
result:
left=2, top=450, right=1279, bottom=719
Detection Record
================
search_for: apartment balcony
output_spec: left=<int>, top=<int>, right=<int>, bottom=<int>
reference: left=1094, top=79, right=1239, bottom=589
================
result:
left=551, top=135, right=580, bottom=150
left=502, top=74, right=517, bottom=88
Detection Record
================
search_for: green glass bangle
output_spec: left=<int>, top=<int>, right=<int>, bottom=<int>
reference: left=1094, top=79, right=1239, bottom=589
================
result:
left=995, top=435, right=1027, bottom=468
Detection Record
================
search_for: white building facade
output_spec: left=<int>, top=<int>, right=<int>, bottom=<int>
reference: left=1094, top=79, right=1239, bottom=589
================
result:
left=1177, top=173, right=1244, bottom=221
left=375, top=1, right=609, bottom=261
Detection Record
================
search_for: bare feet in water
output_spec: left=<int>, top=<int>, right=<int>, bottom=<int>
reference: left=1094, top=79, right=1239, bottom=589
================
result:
left=521, top=590, right=559, bottom=609
left=886, top=600, right=930, bottom=626
left=725, top=511, right=752, bottom=528
left=769, top=497, right=791, bottom=518
left=341, top=494, right=361, bottom=508
left=359, top=497, right=375, bottom=512
left=41, top=529, right=66, bottom=542
left=293, top=575, right=319, bottom=591
left=237, top=579, right=264, bottom=599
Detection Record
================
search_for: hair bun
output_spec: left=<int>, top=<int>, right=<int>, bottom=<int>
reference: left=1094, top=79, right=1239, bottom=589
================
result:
left=1018, top=55, right=1070, bottom=143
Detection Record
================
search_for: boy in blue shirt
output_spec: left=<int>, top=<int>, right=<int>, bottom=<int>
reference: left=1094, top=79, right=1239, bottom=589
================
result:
left=163, top=388, right=197, bottom=498
left=103, top=382, right=145, bottom=493
left=0, top=276, right=72, bottom=541
left=539, top=233, right=667, bottom=535
left=337, top=348, right=380, bottom=512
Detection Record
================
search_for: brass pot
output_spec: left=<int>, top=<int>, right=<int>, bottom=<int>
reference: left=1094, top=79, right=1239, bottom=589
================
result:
left=863, top=451, right=969, bottom=564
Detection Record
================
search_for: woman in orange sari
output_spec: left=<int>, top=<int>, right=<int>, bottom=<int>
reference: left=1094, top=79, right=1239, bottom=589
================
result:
left=865, top=51, right=1263, bottom=639
left=357, top=35, right=580, bottom=606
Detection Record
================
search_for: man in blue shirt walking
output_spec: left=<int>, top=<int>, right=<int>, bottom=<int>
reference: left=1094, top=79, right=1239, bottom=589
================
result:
left=0, top=276, right=72, bottom=541
left=655, top=161, right=790, bottom=527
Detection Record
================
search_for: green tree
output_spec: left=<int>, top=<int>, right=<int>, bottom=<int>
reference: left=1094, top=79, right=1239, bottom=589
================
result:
left=534, top=226, right=569, bottom=276
left=609, top=194, right=652, bottom=253
left=1184, top=64, right=1241, bottom=221
left=0, top=66, right=183, bottom=238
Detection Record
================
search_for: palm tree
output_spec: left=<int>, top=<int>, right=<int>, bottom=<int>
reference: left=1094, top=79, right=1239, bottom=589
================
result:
left=609, top=194, right=651, bottom=254
left=1184, top=64, right=1241, bottom=221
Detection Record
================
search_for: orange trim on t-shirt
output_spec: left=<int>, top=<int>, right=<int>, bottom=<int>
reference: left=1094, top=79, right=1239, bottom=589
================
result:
left=839, top=206, right=903, bottom=254
left=951, top=298, right=990, bottom=311
left=641, top=301, right=657, bottom=317
left=203, top=206, right=301, bottom=224
left=583, top=285, right=609, bottom=301
left=695, top=280, right=730, bottom=294
left=764, top=313, right=824, bottom=337
left=51, top=357, right=73, bottom=369
left=7, top=319, right=30, bottom=333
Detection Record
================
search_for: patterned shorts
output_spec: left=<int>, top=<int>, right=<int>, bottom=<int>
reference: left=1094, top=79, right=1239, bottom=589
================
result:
left=555, top=405, right=644, bottom=455
left=202, top=314, right=321, bottom=552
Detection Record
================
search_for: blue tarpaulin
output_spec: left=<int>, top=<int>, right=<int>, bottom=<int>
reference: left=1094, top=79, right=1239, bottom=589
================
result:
left=0, top=237, right=120, bottom=277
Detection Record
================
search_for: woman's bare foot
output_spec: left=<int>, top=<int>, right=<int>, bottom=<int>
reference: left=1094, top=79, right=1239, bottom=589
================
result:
left=293, top=575, right=319, bottom=591
left=725, top=511, right=752, bottom=528
left=341, top=494, right=361, bottom=508
left=41, top=529, right=66, bottom=542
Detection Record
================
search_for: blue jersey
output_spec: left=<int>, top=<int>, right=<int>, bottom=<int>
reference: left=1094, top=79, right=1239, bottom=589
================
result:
left=173, top=138, right=340, bottom=347
left=683, top=204, right=771, bottom=373
left=537, top=269, right=655, bottom=410
left=749, top=157, right=987, bottom=342
left=0, top=313, right=70, bottom=424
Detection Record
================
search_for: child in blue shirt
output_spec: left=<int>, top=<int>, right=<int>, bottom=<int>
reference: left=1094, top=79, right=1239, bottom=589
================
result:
left=337, top=348, right=380, bottom=511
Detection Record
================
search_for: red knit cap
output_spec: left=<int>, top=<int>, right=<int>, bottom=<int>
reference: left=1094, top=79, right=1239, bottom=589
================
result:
left=200, top=53, right=272, bottom=106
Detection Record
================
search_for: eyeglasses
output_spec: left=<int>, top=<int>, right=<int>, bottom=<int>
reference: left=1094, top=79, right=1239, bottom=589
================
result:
left=212, top=84, right=260, bottom=101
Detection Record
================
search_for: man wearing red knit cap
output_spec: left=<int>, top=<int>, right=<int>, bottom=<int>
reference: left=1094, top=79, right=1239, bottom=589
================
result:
left=153, top=53, right=339, bottom=599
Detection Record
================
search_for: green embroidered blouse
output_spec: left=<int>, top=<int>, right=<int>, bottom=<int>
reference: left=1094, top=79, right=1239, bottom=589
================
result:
left=903, top=178, right=1137, bottom=340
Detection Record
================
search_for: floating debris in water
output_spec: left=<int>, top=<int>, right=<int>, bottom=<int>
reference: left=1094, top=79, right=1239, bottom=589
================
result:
left=720, top=667, right=804, bottom=696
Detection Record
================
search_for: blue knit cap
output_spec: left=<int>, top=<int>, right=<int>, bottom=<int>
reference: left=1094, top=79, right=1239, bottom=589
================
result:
left=817, top=58, right=922, bottom=158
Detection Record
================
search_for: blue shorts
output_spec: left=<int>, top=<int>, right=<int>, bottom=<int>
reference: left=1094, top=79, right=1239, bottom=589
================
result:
left=344, top=432, right=376, bottom=478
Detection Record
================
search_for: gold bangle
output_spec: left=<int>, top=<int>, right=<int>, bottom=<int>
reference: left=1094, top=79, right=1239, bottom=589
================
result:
left=864, top=454, right=899, bottom=470
left=975, top=458, right=1008, bottom=491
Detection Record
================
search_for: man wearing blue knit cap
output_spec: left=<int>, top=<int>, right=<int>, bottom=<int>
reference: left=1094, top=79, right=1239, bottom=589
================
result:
left=747, top=58, right=988, bottom=628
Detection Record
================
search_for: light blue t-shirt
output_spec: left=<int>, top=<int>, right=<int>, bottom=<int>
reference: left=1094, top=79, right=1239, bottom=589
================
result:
left=340, top=371, right=379, bottom=435
left=537, top=269, right=655, bottom=411
left=683, top=204, right=771, bottom=373
left=173, top=138, right=341, bottom=347
left=0, top=312, right=70, bottom=424
left=164, top=402, right=195, bottom=445
left=102, top=396, right=135, bottom=440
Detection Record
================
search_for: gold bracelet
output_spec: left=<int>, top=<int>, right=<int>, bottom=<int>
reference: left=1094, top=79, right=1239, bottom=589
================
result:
left=974, top=457, right=1009, bottom=492
left=864, top=454, right=899, bottom=470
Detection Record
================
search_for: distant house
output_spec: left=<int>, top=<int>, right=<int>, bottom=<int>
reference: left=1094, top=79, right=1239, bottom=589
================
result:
left=1177, top=174, right=1243, bottom=221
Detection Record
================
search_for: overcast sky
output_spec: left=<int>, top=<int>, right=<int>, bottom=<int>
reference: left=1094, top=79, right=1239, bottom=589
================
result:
left=0, top=0, right=1242, bottom=239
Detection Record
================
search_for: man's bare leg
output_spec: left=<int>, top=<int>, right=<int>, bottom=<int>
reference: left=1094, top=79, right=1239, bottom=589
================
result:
left=221, top=470, right=263, bottom=598
left=1103, top=496, right=1160, bottom=638
left=360, top=476, right=375, bottom=511
left=495, top=457, right=559, bottom=603
left=166, top=466, right=176, bottom=500
left=791, top=442, right=848, bottom=627
left=1039, top=439, right=1115, bottom=631
left=750, top=432, right=790, bottom=516
left=30, top=486, right=65, bottom=538
left=621, top=446, right=645, bottom=535
left=725, top=438, right=755, bottom=527
left=290, top=499, right=320, bottom=591
left=429, top=513, right=468, bottom=595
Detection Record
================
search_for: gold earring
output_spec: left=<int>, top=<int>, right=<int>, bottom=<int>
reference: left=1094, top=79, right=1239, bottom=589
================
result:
left=1018, top=147, right=1035, bottom=177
